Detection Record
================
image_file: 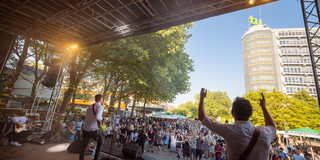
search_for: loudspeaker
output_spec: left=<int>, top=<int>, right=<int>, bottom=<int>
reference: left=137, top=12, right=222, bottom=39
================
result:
left=40, top=130, right=59, bottom=142
left=122, top=143, right=142, bottom=159
left=41, top=69, right=58, bottom=88
left=67, top=138, right=82, bottom=153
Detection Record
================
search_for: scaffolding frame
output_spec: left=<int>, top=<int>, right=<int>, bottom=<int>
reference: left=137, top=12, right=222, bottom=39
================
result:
left=301, top=0, right=320, bottom=108
left=25, top=50, right=70, bottom=133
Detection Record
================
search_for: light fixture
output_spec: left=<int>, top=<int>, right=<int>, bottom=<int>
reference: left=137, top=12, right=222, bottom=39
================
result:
left=249, top=0, right=254, bottom=4
left=71, top=44, right=77, bottom=49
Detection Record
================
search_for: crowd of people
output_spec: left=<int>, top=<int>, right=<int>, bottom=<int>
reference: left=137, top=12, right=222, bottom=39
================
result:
left=61, top=112, right=228, bottom=160
left=110, top=117, right=228, bottom=160
left=269, top=140, right=320, bottom=160
left=61, top=113, right=320, bottom=160
left=1, top=92, right=320, bottom=160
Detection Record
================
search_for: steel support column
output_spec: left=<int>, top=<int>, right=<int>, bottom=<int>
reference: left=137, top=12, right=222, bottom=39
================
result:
left=301, top=0, right=320, bottom=108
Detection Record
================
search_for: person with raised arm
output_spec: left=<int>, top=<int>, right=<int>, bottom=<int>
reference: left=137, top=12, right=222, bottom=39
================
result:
left=198, top=88, right=276, bottom=160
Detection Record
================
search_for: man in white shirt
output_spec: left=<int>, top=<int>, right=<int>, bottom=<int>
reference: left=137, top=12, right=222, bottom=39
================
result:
left=79, top=94, right=104, bottom=160
left=198, top=88, right=276, bottom=160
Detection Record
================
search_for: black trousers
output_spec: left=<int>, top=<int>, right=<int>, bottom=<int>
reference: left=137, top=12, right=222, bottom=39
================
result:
left=139, top=142, right=145, bottom=154
left=8, top=130, right=33, bottom=143
left=79, top=130, right=103, bottom=160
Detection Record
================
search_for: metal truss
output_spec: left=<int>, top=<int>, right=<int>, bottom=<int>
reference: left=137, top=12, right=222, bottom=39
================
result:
left=83, top=0, right=267, bottom=46
left=26, top=50, right=70, bottom=133
left=300, top=0, right=320, bottom=108
left=41, top=53, right=69, bottom=133
left=0, top=0, right=277, bottom=46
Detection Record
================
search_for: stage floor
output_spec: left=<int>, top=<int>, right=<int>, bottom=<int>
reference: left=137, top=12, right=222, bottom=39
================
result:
left=0, top=141, right=180, bottom=160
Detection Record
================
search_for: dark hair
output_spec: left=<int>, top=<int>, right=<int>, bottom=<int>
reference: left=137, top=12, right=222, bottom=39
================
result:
left=232, top=97, right=253, bottom=121
left=95, top=94, right=103, bottom=102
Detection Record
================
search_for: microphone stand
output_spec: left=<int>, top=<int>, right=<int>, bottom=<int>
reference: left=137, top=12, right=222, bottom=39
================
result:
left=108, top=114, right=115, bottom=160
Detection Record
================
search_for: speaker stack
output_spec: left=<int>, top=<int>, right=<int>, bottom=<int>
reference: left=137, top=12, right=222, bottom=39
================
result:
left=41, top=59, right=61, bottom=88
left=122, top=143, right=142, bottom=159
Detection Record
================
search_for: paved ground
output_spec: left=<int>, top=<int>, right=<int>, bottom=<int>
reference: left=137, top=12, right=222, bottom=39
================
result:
left=0, top=142, right=83, bottom=160
left=0, top=142, right=181, bottom=160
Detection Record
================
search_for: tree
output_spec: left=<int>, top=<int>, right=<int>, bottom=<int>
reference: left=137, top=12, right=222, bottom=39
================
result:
left=87, top=23, right=194, bottom=118
left=195, top=90, right=232, bottom=122
left=245, top=89, right=320, bottom=130
left=59, top=23, right=194, bottom=115
left=60, top=44, right=108, bottom=113
left=174, top=90, right=232, bottom=122
left=245, top=89, right=292, bottom=130
left=290, top=90, right=320, bottom=130
left=5, top=36, right=31, bottom=95
left=176, top=101, right=197, bottom=119
left=27, top=40, right=56, bottom=98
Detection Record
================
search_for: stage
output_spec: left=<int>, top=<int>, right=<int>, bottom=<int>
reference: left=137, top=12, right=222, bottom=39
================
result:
left=0, top=137, right=177, bottom=160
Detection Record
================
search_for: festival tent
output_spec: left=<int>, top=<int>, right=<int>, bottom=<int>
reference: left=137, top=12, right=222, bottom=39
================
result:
left=277, top=127, right=320, bottom=160
left=174, top=114, right=188, bottom=119
left=277, top=127, right=320, bottom=139
left=149, top=112, right=186, bottom=119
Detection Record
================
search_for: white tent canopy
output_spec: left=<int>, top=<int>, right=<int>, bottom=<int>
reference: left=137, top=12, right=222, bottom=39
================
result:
left=148, top=112, right=187, bottom=119
left=277, top=127, right=320, bottom=139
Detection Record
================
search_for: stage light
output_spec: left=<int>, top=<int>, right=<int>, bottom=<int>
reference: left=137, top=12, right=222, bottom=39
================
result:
left=71, top=44, right=77, bottom=49
left=249, top=0, right=254, bottom=4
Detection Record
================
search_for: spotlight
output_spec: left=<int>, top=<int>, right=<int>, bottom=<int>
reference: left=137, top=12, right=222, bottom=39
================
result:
left=249, top=0, right=254, bottom=4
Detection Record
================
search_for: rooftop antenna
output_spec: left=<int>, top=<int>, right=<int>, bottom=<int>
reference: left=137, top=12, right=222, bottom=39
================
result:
left=259, top=6, right=262, bottom=24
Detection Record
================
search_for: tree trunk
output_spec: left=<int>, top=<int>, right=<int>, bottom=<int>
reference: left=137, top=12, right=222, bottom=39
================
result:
left=6, top=37, right=30, bottom=95
left=131, top=98, right=136, bottom=118
left=117, top=85, right=124, bottom=111
left=109, top=77, right=120, bottom=108
left=117, top=97, right=122, bottom=111
left=102, top=74, right=113, bottom=104
left=31, top=77, right=38, bottom=98
left=143, top=100, right=147, bottom=119
left=60, top=83, right=78, bottom=114
left=71, top=89, right=77, bottom=112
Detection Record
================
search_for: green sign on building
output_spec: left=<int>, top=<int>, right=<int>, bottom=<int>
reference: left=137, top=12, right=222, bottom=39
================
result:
left=249, top=15, right=262, bottom=25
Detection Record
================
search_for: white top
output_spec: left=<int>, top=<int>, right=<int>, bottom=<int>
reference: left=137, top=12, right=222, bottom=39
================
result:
left=12, top=116, right=28, bottom=124
left=115, top=118, right=120, bottom=124
left=106, top=125, right=112, bottom=134
left=202, top=117, right=276, bottom=160
left=83, top=102, right=104, bottom=131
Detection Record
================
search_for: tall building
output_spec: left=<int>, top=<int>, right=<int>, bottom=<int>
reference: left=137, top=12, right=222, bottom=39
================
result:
left=242, top=24, right=319, bottom=96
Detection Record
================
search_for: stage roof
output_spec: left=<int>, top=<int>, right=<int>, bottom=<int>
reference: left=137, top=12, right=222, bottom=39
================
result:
left=0, top=0, right=277, bottom=47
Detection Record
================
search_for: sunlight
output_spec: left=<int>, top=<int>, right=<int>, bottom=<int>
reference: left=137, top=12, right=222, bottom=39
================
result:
left=46, top=143, right=70, bottom=153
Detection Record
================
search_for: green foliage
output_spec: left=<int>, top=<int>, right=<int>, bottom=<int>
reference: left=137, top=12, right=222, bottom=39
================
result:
left=91, top=23, right=194, bottom=106
left=61, top=23, right=194, bottom=114
left=173, top=90, right=232, bottom=121
left=245, top=89, right=320, bottom=131
left=176, top=101, right=197, bottom=119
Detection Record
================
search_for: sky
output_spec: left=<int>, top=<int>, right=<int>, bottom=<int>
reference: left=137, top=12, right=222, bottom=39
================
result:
left=171, top=0, right=305, bottom=107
